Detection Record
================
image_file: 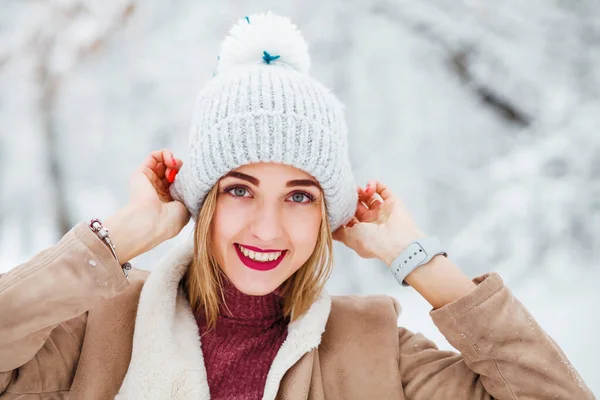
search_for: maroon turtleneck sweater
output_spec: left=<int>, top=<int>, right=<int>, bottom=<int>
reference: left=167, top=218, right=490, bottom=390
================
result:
left=194, top=277, right=290, bottom=400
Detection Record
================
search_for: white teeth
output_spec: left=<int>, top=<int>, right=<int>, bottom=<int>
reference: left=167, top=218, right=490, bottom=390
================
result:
left=238, top=244, right=284, bottom=262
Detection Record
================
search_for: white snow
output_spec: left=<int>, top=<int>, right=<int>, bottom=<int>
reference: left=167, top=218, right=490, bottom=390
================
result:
left=1, top=0, right=598, bottom=393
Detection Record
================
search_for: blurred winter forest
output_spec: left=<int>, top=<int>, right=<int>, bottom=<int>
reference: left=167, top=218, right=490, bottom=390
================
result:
left=0, top=0, right=599, bottom=392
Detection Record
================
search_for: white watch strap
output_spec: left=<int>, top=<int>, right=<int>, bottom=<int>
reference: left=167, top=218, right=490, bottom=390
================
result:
left=390, top=237, right=447, bottom=287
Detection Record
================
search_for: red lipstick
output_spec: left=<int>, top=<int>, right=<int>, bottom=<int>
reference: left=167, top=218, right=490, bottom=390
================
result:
left=234, top=244, right=287, bottom=271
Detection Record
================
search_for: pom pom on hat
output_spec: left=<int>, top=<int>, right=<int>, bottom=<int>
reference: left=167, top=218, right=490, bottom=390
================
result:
left=217, top=12, right=311, bottom=75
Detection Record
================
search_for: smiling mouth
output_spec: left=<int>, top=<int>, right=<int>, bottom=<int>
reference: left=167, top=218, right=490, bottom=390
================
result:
left=235, top=244, right=287, bottom=271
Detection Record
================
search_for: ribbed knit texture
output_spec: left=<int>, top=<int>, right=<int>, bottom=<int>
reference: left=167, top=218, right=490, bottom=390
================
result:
left=194, top=277, right=289, bottom=400
left=170, top=13, right=358, bottom=231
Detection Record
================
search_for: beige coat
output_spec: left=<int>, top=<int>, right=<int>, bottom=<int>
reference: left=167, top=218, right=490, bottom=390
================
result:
left=0, top=222, right=594, bottom=399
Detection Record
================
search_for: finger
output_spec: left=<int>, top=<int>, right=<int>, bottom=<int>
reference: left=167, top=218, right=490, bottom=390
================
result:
left=357, top=186, right=373, bottom=204
left=160, top=175, right=172, bottom=190
left=357, top=180, right=377, bottom=203
left=368, top=193, right=384, bottom=207
left=368, top=198, right=383, bottom=210
left=166, top=168, right=177, bottom=183
left=149, top=149, right=177, bottom=169
left=148, top=150, right=165, bottom=166
left=356, top=207, right=379, bottom=223
left=174, top=157, right=183, bottom=169
left=142, top=154, right=159, bottom=171
left=156, top=162, right=166, bottom=178
left=357, top=191, right=383, bottom=207
left=167, top=159, right=183, bottom=183
left=141, top=166, right=166, bottom=192
left=364, top=180, right=377, bottom=196
left=373, top=181, right=394, bottom=201
left=145, top=166, right=173, bottom=197
left=146, top=151, right=181, bottom=183
left=355, top=190, right=383, bottom=220
left=164, top=156, right=183, bottom=170
left=354, top=200, right=371, bottom=221
left=356, top=187, right=370, bottom=208
left=162, top=149, right=176, bottom=169
left=144, top=158, right=169, bottom=185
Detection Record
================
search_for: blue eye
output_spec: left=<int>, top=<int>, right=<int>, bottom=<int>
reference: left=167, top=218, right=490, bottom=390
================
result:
left=289, top=192, right=314, bottom=204
left=228, top=187, right=249, bottom=197
left=291, top=193, right=306, bottom=202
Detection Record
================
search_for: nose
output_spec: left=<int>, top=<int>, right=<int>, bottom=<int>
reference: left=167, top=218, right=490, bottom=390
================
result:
left=249, top=200, right=284, bottom=243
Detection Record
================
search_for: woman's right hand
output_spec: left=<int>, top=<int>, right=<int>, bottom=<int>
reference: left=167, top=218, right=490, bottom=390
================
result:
left=103, top=149, right=190, bottom=263
left=128, top=149, right=190, bottom=240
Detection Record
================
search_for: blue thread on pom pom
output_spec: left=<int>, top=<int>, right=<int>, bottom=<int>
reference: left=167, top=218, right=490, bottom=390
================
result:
left=263, top=51, right=280, bottom=64
left=245, top=16, right=250, bottom=24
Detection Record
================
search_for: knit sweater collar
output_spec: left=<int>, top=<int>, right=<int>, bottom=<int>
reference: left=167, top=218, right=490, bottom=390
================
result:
left=216, top=276, right=285, bottom=322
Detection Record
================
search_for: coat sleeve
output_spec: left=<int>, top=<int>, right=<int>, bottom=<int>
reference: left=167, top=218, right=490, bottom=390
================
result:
left=398, top=273, right=595, bottom=399
left=0, top=222, right=131, bottom=377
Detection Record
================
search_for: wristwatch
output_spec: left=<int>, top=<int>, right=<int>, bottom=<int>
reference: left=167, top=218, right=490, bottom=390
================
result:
left=390, top=237, right=447, bottom=287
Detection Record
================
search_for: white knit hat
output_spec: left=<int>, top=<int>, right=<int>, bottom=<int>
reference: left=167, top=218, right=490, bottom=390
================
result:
left=170, top=12, right=357, bottom=231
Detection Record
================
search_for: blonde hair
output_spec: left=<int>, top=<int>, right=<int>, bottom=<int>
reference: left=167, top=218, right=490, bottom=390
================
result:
left=185, top=182, right=334, bottom=331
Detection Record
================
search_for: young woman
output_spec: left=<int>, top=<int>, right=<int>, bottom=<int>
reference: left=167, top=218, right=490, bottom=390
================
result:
left=0, top=13, right=593, bottom=400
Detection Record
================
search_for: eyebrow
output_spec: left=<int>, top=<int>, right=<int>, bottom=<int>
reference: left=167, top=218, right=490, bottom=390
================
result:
left=225, top=171, right=259, bottom=185
left=224, top=172, right=320, bottom=189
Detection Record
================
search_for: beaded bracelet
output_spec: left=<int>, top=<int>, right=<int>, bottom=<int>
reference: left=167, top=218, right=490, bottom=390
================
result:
left=89, top=218, right=132, bottom=278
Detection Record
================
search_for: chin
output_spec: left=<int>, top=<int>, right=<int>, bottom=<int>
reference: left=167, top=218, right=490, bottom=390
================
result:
left=226, top=273, right=281, bottom=296
left=237, top=285, right=274, bottom=296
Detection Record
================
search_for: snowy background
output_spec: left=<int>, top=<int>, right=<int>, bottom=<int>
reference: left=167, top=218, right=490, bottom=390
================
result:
left=1, top=0, right=599, bottom=393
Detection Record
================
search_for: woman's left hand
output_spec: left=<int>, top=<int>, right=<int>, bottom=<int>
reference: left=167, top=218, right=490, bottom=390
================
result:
left=333, top=180, right=427, bottom=267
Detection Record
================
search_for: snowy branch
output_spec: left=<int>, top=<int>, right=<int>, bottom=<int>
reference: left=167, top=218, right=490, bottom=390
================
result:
left=17, top=0, right=137, bottom=234
left=369, top=1, right=531, bottom=127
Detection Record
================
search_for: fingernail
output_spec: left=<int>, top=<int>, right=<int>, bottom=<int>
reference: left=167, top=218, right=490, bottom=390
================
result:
left=167, top=169, right=176, bottom=183
left=366, top=183, right=370, bottom=192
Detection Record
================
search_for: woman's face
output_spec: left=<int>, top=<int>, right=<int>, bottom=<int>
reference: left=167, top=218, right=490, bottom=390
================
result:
left=211, top=162, right=323, bottom=296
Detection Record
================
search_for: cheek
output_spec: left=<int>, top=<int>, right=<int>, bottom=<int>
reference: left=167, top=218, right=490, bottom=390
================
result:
left=212, top=200, right=250, bottom=255
left=283, top=207, right=322, bottom=260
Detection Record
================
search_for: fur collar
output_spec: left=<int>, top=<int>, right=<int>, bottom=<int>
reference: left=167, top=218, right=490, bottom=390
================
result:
left=115, top=237, right=332, bottom=400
